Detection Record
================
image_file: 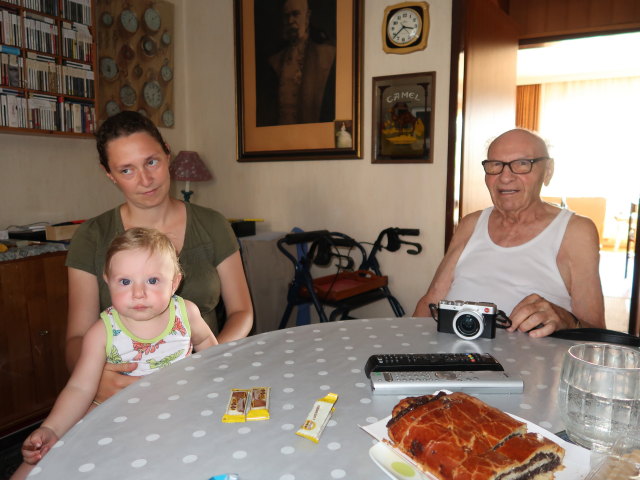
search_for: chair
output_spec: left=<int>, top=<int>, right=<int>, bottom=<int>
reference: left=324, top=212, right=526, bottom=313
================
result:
left=277, top=228, right=422, bottom=329
left=625, top=200, right=638, bottom=278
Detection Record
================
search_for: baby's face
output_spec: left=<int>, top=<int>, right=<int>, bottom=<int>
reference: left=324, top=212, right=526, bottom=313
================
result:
left=105, top=248, right=179, bottom=323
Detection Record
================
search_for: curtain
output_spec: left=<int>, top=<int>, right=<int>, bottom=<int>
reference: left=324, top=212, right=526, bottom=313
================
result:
left=516, top=84, right=540, bottom=131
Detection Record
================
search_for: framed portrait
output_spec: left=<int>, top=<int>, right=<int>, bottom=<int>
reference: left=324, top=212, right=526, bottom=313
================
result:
left=234, top=0, right=363, bottom=162
left=372, top=72, right=435, bottom=164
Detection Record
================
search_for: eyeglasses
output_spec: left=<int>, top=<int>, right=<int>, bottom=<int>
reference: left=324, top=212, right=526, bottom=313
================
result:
left=481, top=157, right=548, bottom=175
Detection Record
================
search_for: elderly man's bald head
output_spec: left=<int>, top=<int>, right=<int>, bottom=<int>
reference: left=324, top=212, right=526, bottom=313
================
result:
left=487, top=129, right=549, bottom=159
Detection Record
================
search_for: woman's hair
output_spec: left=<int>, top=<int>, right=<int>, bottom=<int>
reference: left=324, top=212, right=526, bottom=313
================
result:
left=95, top=111, right=170, bottom=172
left=104, top=227, right=181, bottom=278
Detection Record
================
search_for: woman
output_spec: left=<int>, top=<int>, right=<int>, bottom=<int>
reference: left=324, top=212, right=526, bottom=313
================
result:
left=65, top=111, right=253, bottom=402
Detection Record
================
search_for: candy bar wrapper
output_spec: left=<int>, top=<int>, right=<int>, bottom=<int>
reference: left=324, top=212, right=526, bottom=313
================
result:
left=247, top=387, right=270, bottom=421
left=222, top=389, right=250, bottom=423
left=296, top=393, right=338, bottom=443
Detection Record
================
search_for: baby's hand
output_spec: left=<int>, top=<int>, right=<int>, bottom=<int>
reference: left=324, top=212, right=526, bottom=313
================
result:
left=22, top=426, right=58, bottom=465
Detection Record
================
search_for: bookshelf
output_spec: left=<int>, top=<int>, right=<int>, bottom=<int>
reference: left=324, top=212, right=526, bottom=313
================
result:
left=0, top=0, right=96, bottom=137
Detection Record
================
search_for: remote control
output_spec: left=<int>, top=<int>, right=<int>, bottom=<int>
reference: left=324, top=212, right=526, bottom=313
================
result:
left=364, top=353, right=503, bottom=378
left=369, top=370, right=524, bottom=395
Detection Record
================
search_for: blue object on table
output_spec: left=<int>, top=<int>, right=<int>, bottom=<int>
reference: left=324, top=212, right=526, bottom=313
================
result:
left=209, top=474, right=239, bottom=480
left=292, top=227, right=311, bottom=326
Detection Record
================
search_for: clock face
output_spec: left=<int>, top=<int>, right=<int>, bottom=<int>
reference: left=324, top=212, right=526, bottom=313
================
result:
left=144, top=7, right=161, bottom=32
left=143, top=81, right=163, bottom=109
left=105, top=100, right=121, bottom=117
left=119, top=85, right=137, bottom=107
left=101, top=12, right=113, bottom=27
left=141, top=36, right=157, bottom=57
left=99, top=57, right=118, bottom=80
left=162, top=109, right=174, bottom=127
left=120, top=9, right=138, bottom=33
left=387, top=8, right=422, bottom=47
left=161, top=31, right=172, bottom=46
left=160, top=64, right=173, bottom=82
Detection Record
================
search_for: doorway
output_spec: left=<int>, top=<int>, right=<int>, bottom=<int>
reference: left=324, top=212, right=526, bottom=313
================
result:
left=517, top=32, right=640, bottom=332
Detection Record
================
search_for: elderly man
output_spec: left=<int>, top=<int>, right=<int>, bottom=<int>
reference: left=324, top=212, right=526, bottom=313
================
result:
left=414, top=128, right=605, bottom=337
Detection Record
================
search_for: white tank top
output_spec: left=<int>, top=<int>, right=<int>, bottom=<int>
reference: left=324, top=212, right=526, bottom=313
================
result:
left=446, top=207, right=573, bottom=315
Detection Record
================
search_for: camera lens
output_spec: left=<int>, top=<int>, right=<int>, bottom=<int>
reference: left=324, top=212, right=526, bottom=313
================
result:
left=453, top=312, right=484, bottom=340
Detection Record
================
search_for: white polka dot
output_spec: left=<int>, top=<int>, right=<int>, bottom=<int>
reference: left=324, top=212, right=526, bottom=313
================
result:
left=282, top=403, right=295, bottom=410
left=131, top=459, right=147, bottom=468
left=314, top=337, right=322, bottom=342
left=536, top=384, right=548, bottom=390
left=320, top=385, right=330, bottom=390
left=493, top=347, right=503, bottom=351
left=280, top=475, right=295, bottom=480
left=177, top=379, right=188, bottom=385
left=327, top=442, right=341, bottom=450
left=145, top=434, right=160, bottom=442
left=127, top=397, right=140, bottom=404
left=373, top=344, right=382, bottom=348
left=200, top=409, right=213, bottom=416
left=369, top=335, right=378, bottom=339
left=535, top=356, right=545, bottom=361
left=351, top=369, right=360, bottom=373
left=365, top=326, right=373, bottom=330
left=339, top=327, right=347, bottom=331
left=283, top=387, right=294, bottom=393
left=395, top=333, right=404, bottom=337
left=539, top=421, right=553, bottom=429
left=254, top=351, right=264, bottom=355
left=193, top=430, right=206, bottom=438
left=78, top=463, right=95, bottom=473
left=139, top=381, right=151, bottom=387
left=233, top=450, right=247, bottom=459
left=257, top=340, right=266, bottom=345
left=316, top=358, right=326, bottom=363
left=344, top=346, right=354, bottom=350
left=327, top=419, right=337, bottom=427
left=168, top=394, right=180, bottom=401
left=238, top=426, right=251, bottom=434
left=520, top=403, right=532, bottom=410
left=213, top=377, right=224, bottom=382
left=551, top=366, right=561, bottom=372
left=355, top=382, right=366, bottom=388
left=318, top=371, right=328, bottom=376
left=280, top=446, right=295, bottom=455
left=218, top=364, right=229, bottom=370
left=286, top=339, right=294, bottom=343
left=52, top=440, right=64, bottom=448
left=285, top=360, right=295, bottom=365
left=390, top=325, right=399, bottom=329
left=401, top=343, right=410, bottom=346
left=113, top=416, right=127, bottom=423
left=97, top=437, right=112, bottom=446
left=315, top=347, right=324, bottom=352
left=207, top=392, right=219, bottom=398
left=223, top=352, right=233, bottom=357
left=505, top=358, right=516, bottom=363
left=182, top=455, right=198, bottom=464
left=347, top=357, right=356, bottom=361
left=158, top=412, right=171, bottom=420
left=330, top=469, right=346, bottom=478
left=360, top=398, right=372, bottom=404
left=341, top=336, right=350, bottom=340
left=521, top=345, right=531, bottom=350
left=313, top=329, right=321, bottom=333
left=185, top=366, right=195, bottom=371
left=284, top=373, right=294, bottom=378
left=520, top=370, right=531, bottom=376
left=192, top=353, right=202, bottom=359
left=229, top=341, right=238, bottom=346
left=249, top=375, right=260, bottom=380
left=366, top=416, right=378, bottom=423
left=285, top=349, right=295, bottom=354
left=28, top=466, right=42, bottom=476
left=281, top=423, right=295, bottom=431
left=252, top=362, right=262, bottom=367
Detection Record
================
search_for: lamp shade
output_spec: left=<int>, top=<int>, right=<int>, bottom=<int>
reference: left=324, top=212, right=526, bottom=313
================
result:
left=169, top=151, right=212, bottom=182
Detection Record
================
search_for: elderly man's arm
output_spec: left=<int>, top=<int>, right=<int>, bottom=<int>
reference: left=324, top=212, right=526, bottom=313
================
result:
left=413, top=213, right=480, bottom=317
left=509, top=214, right=606, bottom=337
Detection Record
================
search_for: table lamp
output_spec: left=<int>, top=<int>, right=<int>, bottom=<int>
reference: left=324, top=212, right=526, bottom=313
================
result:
left=169, top=151, right=212, bottom=202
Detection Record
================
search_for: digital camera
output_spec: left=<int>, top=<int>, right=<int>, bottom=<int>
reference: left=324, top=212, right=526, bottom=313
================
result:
left=437, top=300, right=498, bottom=340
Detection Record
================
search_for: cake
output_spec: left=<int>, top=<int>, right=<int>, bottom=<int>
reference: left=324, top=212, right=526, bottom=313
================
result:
left=386, top=392, right=565, bottom=480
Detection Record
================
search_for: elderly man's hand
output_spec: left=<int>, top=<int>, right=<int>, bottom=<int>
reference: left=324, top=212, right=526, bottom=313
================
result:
left=508, top=294, right=578, bottom=338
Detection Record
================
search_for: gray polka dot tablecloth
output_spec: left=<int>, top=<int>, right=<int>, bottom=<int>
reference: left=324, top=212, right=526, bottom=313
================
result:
left=33, top=318, right=575, bottom=479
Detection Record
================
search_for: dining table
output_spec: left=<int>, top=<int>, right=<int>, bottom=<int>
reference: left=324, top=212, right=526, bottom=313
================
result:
left=32, top=317, right=577, bottom=479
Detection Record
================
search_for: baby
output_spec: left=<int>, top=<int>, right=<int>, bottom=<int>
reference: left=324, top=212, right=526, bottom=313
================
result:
left=20, top=227, right=217, bottom=468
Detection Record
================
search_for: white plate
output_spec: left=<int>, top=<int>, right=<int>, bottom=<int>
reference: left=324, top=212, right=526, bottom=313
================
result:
left=362, top=414, right=591, bottom=480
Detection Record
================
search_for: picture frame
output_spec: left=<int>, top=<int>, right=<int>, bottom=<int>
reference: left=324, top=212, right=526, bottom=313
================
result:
left=371, top=72, right=435, bottom=164
left=234, top=0, right=363, bottom=162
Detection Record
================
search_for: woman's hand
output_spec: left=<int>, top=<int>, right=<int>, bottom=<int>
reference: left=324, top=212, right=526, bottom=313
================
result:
left=94, top=362, right=139, bottom=404
left=22, top=426, right=58, bottom=465
left=508, top=294, right=577, bottom=337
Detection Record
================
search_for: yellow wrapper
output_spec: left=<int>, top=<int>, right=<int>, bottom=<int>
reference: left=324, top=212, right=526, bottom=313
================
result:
left=247, top=387, right=270, bottom=421
left=296, top=392, right=338, bottom=443
left=222, top=389, right=249, bottom=423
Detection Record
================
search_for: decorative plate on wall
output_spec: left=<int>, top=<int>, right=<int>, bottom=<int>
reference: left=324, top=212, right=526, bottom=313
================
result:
left=97, top=0, right=174, bottom=128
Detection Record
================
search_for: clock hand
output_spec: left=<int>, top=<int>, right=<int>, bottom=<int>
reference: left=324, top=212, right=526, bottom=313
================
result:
left=393, top=25, right=408, bottom=39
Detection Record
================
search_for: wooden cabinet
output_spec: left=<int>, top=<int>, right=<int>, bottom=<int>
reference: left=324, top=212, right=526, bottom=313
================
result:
left=0, top=0, right=97, bottom=136
left=0, top=251, right=69, bottom=436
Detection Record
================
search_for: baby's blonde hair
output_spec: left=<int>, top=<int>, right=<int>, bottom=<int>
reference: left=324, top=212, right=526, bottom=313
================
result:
left=104, top=227, right=181, bottom=278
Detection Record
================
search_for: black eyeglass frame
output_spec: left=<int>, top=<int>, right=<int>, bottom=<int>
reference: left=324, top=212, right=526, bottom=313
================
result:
left=481, top=157, right=549, bottom=175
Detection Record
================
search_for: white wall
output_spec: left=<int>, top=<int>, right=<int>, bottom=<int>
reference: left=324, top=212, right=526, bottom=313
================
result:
left=180, top=0, right=452, bottom=317
left=0, top=0, right=452, bottom=319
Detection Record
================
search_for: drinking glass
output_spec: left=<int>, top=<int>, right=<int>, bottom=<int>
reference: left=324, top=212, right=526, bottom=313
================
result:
left=557, top=343, right=640, bottom=452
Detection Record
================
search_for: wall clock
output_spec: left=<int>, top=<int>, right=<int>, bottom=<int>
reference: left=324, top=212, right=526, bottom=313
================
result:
left=143, top=81, right=163, bottom=109
left=119, top=9, right=139, bottom=34
left=162, top=109, right=174, bottom=127
left=382, top=2, right=429, bottom=54
left=143, top=7, right=161, bottom=32
left=105, top=100, right=121, bottom=117
left=120, top=84, right=137, bottom=107
left=100, top=57, right=118, bottom=80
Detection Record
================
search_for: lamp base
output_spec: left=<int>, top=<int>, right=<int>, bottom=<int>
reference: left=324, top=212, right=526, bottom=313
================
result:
left=181, top=190, right=194, bottom=203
